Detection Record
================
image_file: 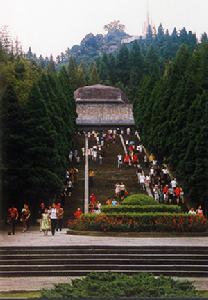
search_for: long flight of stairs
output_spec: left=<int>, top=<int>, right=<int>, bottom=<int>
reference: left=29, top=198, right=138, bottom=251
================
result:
left=64, top=132, right=142, bottom=220
left=0, top=246, right=208, bottom=277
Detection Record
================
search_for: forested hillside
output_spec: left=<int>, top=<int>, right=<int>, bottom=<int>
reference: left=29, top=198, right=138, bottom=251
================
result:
left=0, top=33, right=77, bottom=214
left=133, top=43, right=208, bottom=204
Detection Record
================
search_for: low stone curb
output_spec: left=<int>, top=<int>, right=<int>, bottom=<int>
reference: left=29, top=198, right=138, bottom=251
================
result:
left=67, top=229, right=208, bottom=237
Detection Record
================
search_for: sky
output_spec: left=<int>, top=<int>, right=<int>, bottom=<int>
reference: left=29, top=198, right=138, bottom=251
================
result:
left=0, top=0, right=208, bottom=57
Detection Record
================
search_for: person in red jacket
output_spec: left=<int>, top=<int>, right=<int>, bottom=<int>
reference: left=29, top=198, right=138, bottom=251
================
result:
left=163, top=185, right=169, bottom=203
left=7, top=205, right=19, bottom=235
left=133, top=153, right=139, bottom=165
left=175, top=186, right=181, bottom=204
left=124, top=153, right=130, bottom=166
left=90, top=193, right=96, bottom=205
left=74, top=208, right=82, bottom=219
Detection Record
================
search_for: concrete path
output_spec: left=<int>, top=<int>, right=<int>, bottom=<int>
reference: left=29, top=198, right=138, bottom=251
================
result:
left=0, top=276, right=207, bottom=292
left=1, top=227, right=208, bottom=247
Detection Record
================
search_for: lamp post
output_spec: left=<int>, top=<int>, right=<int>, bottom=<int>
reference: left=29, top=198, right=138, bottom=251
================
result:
left=84, top=133, right=89, bottom=213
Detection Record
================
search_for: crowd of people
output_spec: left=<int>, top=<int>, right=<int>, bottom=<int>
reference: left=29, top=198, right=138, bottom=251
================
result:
left=6, top=148, right=82, bottom=236
left=115, top=130, right=185, bottom=206
left=7, top=202, right=64, bottom=236
left=188, top=205, right=204, bottom=216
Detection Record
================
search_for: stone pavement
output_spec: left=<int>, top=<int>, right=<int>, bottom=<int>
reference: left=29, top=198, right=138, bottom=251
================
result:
left=1, top=227, right=208, bottom=247
left=0, top=276, right=207, bottom=292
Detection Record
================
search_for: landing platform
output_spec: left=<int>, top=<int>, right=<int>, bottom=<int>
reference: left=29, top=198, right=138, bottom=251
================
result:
left=1, top=227, right=208, bottom=247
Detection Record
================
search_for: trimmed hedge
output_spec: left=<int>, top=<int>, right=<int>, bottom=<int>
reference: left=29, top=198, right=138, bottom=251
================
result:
left=68, top=213, right=208, bottom=232
left=41, top=272, right=198, bottom=298
left=102, top=204, right=182, bottom=214
left=122, top=194, right=158, bottom=206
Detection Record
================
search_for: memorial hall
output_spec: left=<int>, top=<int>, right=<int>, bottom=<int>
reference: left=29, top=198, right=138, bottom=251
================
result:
left=74, top=84, right=135, bottom=128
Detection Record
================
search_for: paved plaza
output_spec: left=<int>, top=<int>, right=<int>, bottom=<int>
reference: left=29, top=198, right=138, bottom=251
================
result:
left=1, top=227, right=208, bottom=247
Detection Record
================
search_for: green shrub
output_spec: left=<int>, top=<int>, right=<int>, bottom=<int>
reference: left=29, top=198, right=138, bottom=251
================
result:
left=122, top=194, right=158, bottom=206
left=102, top=204, right=182, bottom=214
left=41, top=272, right=198, bottom=298
left=68, top=213, right=208, bottom=232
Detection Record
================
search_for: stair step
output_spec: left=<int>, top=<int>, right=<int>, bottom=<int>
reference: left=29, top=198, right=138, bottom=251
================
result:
left=1, top=264, right=208, bottom=271
left=0, top=259, right=206, bottom=265
left=1, top=254, right=207, bottom=260
left=0, top=270, right=207, bottom=277
left=1, top=249, right=208, bottom=255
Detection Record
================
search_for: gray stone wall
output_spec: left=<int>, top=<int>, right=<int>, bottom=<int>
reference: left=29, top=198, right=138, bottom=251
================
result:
left=76, top=103, right=135, bottom=126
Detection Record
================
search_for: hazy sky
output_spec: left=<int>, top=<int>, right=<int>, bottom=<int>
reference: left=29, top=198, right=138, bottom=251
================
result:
left=1, top=0, right=208, bottom=57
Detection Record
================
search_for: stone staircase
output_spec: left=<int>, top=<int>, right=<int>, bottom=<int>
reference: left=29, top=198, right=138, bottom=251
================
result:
left=0, top=246, right=207, bottom=277
left=64, top=133, right=142, bottom=221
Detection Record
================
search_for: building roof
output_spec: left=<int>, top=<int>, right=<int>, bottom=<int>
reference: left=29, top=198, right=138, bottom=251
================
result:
left=74, top=84, right=129, bottom=103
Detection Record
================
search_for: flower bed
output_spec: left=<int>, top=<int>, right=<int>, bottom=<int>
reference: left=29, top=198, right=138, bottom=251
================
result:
left=68, top=213, right=208, bottom=232
left=102, top=204, right=182, bottom=214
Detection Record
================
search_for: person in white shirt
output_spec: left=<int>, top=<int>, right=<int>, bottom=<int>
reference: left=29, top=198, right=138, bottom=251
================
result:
left=138, top=145, right=143, bottom=153
left=162, top=167, right=168, bottom=175
left=99, top=154, right=103, bottom=165
left=139, top=174, right=145, bottom=190
left=95, top=201, right=102, bottom=213
left=145, top=175, right=150, bottom=188
left=115, top=183, right=121, bottom=197
left=67, top=180, right=73, bottom=196
left=92, top=150, right=97, bottom=162
left=153, top=185, right=159, bottom=201
left=117, top=154, right=122, bottom=168
left=119, top=182, right=126, bottom=200
left=81, top=147, right=85, bottom=157
left=188, top=208, right=196, bottom=215
left=152, top=159, right=157, bottom=166
left=171, top=178, right=177, bottom=189
left=150, top=167, right=154, bottom=177
left=50, top=203, right=57, bottom=236
left=68, top=151, right=73, bottom=162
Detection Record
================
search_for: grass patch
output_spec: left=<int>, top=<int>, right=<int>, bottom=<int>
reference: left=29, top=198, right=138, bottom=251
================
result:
left=0, top=291, right=41, bottom=299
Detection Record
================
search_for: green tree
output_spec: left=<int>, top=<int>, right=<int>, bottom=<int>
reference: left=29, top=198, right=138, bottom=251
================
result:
left=89, top=63, right=100, bottom=85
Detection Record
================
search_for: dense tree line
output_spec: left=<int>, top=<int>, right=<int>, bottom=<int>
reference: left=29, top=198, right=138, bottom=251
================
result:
left=0, top=43, right=76, bottom=216
left=93, top=25, right=197, bottom=101
left=134, top=43, right=208, bottom=205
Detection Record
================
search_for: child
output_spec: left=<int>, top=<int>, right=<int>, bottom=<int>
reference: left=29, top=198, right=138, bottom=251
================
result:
left=41, top=208, right=51, bottom=235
